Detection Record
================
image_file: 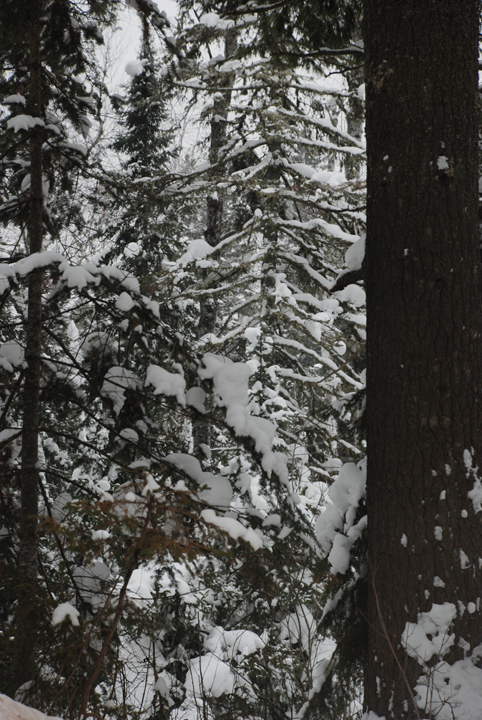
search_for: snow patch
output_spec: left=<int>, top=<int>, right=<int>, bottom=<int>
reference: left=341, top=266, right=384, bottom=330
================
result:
left=145, top=365, right=186, bottom=405
left=91, top=529, right=110, bottom=541
left=125, top=59, right=148, bottom=76
left=199, top=12, right=235, bottom=30
left=462, top=449, right=482, bottom=514
left=437, top=155, right=449, bottom=170
left=201, top=509, right=263, bottom=550
left=198, top=354, right=286, bottom=482
left=0, top=695, right=63, bottom=720
left=0, top=341, right=24, bottom=371
left=315, top=460, right=366, bottom=574
left=204, top=627, right=265, bottom=658
left=3, top=94, right=26, bottom=105
left=119, top=427, right=139, bottom=443
left=185, top=654, right=234, bottom=698
left=7, top=115, right=45, bottom=132
left=414, top=652, right=482, bottom=720
left=402, top=602, right=456, bottom=664
left=345, top=233, right=365, bottom=271
left=115, top=291, right=135, bottom=312
left=52, top=602, right=80, bottom=627
left=186, top=387, right=206, bottom=413
left=176, top=238, right=213, bottom=267
left=73, top=561, right=111, bottom=607
left=328, top=533, right=351, bottom=574
left=102, top=366, right=140, bottom=415
left=165, top=453, right=233, bottom=508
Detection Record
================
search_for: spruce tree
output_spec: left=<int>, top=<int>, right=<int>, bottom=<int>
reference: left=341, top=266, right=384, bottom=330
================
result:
left=0, top=2, right=370, bottom=717
left=153, top=5, right=367, bottom=717
left=106, top=29, right=182, bottom=277
left=0, top=0, right=115, bottom=695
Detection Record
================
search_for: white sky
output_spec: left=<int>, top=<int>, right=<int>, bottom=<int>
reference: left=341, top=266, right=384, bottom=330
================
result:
left=103, top=0, right=179, bottom=94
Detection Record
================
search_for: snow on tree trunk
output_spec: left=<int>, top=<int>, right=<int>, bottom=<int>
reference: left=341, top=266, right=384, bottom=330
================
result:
left=364, top=1, right=482, bottom=718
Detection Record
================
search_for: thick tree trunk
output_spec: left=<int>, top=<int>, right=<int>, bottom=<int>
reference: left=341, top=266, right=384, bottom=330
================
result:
left=14, top=0, right=43, bottom=692
left=364, top=2, right=482, bottom=718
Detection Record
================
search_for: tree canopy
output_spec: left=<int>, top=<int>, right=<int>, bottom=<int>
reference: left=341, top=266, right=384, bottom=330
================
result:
left=1, top=2, right=481, bottom=720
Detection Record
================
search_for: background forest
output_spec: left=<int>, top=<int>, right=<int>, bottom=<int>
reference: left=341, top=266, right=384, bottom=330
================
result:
left=0, top=1, right=368, bottom=718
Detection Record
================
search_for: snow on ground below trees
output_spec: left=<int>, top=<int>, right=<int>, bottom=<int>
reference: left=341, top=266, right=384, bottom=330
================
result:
left=0, top=695, right=63, bottom=720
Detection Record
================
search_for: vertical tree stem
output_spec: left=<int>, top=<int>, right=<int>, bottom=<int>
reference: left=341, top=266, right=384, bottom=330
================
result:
left=364, top=1, right=482, bottom=717
left=14, top=0, right=44, bottom=692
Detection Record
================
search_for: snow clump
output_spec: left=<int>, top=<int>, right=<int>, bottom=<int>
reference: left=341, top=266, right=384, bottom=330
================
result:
left=52, top=602, right=80, bottom=627
left=345, top=232, right=365, bottom=271
left=165, top=453, right=233, bottom=509
left=198, top=353, right=289, bottom=485
left=401, top=602, right=456, bottom=664
left=102, top=366, right=140, bottom=415
left=315, top=460, right=366, bottom=574
left=125, top=59, right=148, bottom=76
left=145, top=365, right=186, bottom=405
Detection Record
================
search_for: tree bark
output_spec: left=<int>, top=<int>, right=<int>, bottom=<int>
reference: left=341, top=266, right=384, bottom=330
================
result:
left=364, top=2, right=482, bottom=718
left=14, top=0, right=43, bottom=692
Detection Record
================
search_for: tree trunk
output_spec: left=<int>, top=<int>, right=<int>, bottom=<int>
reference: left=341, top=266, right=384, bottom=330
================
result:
left=14, top=0, right=43, bottom=692
left=193, top=31, right=237, bottom=455
left=364, top=2, right=482, bottom=718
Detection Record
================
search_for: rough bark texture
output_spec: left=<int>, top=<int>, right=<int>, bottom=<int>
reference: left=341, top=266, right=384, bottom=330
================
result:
left=14, top=0, right=43, bottom=692
left=364, top=1, right=482, bottom=718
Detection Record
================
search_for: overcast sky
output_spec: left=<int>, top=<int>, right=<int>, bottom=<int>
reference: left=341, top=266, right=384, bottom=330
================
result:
left=104, top=0, right=179, bottom=94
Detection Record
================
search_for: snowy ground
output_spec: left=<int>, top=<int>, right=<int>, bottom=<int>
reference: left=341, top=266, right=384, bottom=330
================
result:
left=0, top=695, right=63, bottom=720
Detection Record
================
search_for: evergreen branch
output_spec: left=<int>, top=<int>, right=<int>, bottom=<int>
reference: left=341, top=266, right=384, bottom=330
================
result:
left=272, top=46, right=364, bottom=59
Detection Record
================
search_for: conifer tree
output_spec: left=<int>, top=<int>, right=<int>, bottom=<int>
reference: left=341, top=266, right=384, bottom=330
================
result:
left=105, top=27, right=182, bottom=277
left=150, top=4, right=367, bottom=717
left=0, top=0, right=115, bottom=694
left=0, top=2, right=370, bottom=718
